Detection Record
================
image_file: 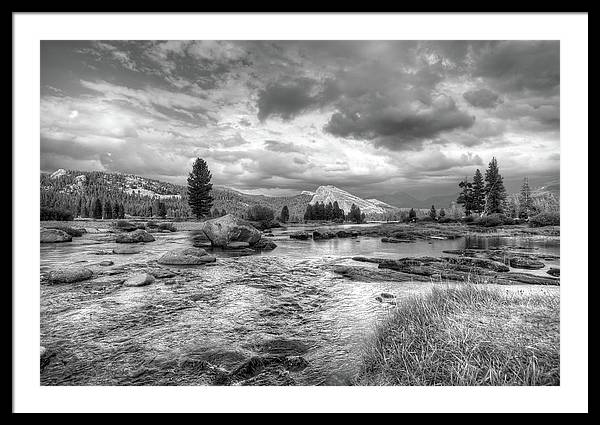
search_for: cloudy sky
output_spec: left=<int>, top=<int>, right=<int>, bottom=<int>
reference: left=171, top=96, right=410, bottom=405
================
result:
left=40, top=40, right=559, bottom=198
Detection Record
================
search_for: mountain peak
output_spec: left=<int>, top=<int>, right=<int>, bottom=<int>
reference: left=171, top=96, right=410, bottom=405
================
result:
left=310, top=185, right=395, bottom=215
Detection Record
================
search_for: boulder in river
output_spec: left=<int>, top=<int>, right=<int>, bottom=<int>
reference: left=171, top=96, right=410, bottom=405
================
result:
left=289, top=232, right=310, bottom=240
left=252, top=238, right=277, bottom=251
left=202, top=214, right=262, bottom=248
left=158, top=247, right=216, bottom=265
left=40, top=229, right=72, bottom=243
left=509, top=257, right=545, bottom=270
left=115, top=229, right=155, bottom=243
left=123, top=273, right=155, bottom=287
left=547, top=268, right=560, bottom=277
left=47, top=267, right=93, bottom=284
left=312, top=230, right=336, bottom=240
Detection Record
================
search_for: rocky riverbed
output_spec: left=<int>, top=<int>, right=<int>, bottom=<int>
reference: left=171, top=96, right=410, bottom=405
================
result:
left=40, top=219, right=560, bottom=386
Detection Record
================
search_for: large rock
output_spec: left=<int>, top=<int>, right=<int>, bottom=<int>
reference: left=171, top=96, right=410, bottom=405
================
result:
left=509, top=257, right=545, bottom=270
left=253, top=238, right=277, bottom=251
left=41, top=229, right=72, bottom=243
left=202, top=214, right=261, bottom=248
left=158, top=247, right=216, bottom=265
left=47, top=267, right=93, bottom=284
left=123, top=273, right=155, bottom=287
left=115, top=229, right=155, bottom=243
left=289, top=232, right=310, bottom=240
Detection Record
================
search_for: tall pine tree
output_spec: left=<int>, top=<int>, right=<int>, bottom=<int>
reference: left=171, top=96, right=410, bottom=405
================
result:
left=92, top=198, right=103, bottom=219
left=518, top=177, right=534, bottom=218
left=484, top=157, right=507, bottom=214
left=471, top=169, right=485, bottom=215
left=280, top=205, right=290, bottom=222
left=187, top=158, right=214, bottom=219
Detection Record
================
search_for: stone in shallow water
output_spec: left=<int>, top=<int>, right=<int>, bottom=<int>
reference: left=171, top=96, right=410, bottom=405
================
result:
left=158, top=247, right=216, bottom=265
left=509, top=257, right=545, bottom=270
left=47, top=267, right=93, bottom=284
left=40, top=229, right=72, bottom=243
left=253, top=238, right=277, bottom=250
left=113, top=246, right=142, bottom=254
left=226, top=241, right=250, bottom=249
left=115, top=229, right=155, bottom=243
left=99, top=260, right=114, bottom=266
left=547, top=267, right=560, bottom=277
left=123, top=273, right=155, bottom=287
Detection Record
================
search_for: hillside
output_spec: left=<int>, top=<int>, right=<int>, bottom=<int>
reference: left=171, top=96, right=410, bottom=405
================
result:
left=40, top=169, right=312, bottom=220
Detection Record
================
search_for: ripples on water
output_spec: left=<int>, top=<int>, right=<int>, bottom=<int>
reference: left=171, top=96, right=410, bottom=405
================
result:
left=40, top=225, right=559, bottom=385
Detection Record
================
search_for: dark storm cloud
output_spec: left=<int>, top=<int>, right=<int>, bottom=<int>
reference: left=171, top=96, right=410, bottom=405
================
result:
left=463, top=88, right=503, bottom=109
left=325, top=95, right=475, bottom=150
left=257, top=78, right=339, bottom=121
left=472, top=41, right=560, bottom=93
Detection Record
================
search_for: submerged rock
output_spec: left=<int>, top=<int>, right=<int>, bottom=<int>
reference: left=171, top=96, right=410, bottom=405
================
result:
left=112, top=246, right=142, bottom=254
left=442, top=256, right=510, bottom=272
left=123, top=273, right=155, bottom=287
left=547, top=267, right=560, bottom=277
left=115, top=229, right=155, bottom=243
left=381, top=237, right=414, bottom=243
left=226, top=241, right=250, bottom=249
left=158, top=247, right=216, bottom=265
left=40, top=229, right=72, bottom=243
left=98, top=260, right=114, bottom=266
left=289, top=232, right=310, bottom=240
left=47, top=267, right=93, bottom=284
left=203, top=214, right=262, bottom=248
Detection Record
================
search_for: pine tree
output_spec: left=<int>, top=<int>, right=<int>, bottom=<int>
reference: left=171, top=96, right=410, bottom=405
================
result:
left=158, top=201, right=167, bottom=218
left=457, top=178, right=473, bottom=216
left=112, top=202, right=120, bottom=219
left=484, top=157, right=507, bottom=214
left=471, top=169, right=485, bottom=215
left=103, top=199, right=113, bottom=219
left=280, top=205, right=290, bottom=222
left=409, top=208, right=416, bottom=221
left=92, top=198, right=103, bottom=219
left=518, top=177, right=534, bottom=219
left=304, top=204, right=313, bottom=221
left=439, top=208, right=446, bottom=218
left=429, top=205, right=437, bottom=220
left=119, top=203, right=125, bottom=219
left=187, top=158, right=214, bottom=219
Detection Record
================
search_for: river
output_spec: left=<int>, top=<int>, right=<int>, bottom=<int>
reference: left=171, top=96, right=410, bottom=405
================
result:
left=40, top=223, right=560, bottom=385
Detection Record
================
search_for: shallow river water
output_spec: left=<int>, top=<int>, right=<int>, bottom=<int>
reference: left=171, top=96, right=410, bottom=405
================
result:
left=40, top=223, right=560, bottom=385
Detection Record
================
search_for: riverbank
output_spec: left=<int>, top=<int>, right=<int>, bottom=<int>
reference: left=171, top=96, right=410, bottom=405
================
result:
left=355, top=284, right=560, bottom=386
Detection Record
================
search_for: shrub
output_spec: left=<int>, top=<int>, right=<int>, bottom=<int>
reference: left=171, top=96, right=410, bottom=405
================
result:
left=476, top=213, right=514, bottom=227
left=246, top=205, right=275, bottom=221
left=529, top=212, right=560, bottom=227
left=438, top=217, right=458, bottom=224
left=40, top=207, right=73, bottom=221
left=462, top=215, right=475, bottom=223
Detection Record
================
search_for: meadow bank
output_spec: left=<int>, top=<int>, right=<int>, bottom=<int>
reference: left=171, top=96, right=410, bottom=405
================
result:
left=355, top=284, right=560, bottom=386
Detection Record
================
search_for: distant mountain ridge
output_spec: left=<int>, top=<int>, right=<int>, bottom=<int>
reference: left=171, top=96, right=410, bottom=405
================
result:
left=309, top=185, right=397, bottom=215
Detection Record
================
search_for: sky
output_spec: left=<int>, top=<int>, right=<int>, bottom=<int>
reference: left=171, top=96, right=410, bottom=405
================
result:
left=40, top=40, right=560, bottom=198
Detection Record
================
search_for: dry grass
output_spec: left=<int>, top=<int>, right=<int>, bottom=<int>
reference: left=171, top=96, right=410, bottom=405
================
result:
left=356, top=284, right=559, bottom=386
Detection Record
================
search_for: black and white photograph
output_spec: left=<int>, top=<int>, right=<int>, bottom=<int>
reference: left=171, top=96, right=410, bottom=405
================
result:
left=13, top=13, right=588, bottom=413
